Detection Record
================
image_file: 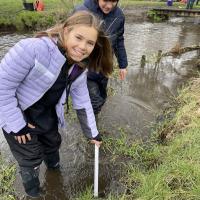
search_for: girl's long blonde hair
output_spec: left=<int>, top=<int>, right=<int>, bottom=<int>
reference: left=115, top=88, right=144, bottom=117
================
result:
left=35, top=11, right=113, bottom=77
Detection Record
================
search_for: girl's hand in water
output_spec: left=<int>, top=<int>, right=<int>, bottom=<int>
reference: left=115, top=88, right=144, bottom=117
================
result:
left=14, top=123, right=35, bottom=144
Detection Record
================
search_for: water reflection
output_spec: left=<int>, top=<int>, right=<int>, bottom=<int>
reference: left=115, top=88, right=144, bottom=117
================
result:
left=42, top=170, right=66, bottom=200
left=124, top=21, right=200, bottom=66
left=102, top=51, right=199, bottom=139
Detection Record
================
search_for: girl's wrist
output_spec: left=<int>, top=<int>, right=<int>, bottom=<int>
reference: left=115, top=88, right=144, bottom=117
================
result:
left=11, top=124, right=29, bottom=136
left=93, top=134, right=102, bottom=141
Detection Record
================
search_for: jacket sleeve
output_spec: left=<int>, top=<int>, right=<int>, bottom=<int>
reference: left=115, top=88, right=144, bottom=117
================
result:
left=70, top=72, right=99, bottom=139
left=113, top=16, right=128, bottom=69
left=0, top=39, right=35, bottom=133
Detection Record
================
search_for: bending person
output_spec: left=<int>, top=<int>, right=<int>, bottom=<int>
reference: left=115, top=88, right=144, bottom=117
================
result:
left=75, top=0, right=128, bottom=117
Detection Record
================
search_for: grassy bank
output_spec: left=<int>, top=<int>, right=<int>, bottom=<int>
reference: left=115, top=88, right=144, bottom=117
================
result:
left=1, top=0, right=199, bottom=32
left=0, top=155, right=16, bottom=200
left=128, top=78, right=200, bottom=199
left=0, top=0, right=81, bottom=31
left=75, top=76, right=200, bottom=199
left=108, top=77, right=200, bottom=199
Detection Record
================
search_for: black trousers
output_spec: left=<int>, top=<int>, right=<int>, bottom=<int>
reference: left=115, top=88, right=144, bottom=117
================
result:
left=3, top=128, right=61, bottom=168
left=87, top=77, right=108, bottom=114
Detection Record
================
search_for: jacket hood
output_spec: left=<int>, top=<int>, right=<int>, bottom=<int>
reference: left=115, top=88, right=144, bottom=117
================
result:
left=83, top=0, right=118, bottom=15
left=84, top=0, right=99, bottom=12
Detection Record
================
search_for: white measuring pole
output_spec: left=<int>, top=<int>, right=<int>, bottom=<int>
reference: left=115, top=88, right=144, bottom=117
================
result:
left=94, top=144, right=99, bottom=197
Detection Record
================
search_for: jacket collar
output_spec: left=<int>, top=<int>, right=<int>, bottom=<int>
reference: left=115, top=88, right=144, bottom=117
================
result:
left=40, top=37, right=66, bottom=68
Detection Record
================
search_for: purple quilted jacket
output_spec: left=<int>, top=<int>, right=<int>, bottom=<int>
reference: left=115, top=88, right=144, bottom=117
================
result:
left=0, top=37, right=98, bottom=138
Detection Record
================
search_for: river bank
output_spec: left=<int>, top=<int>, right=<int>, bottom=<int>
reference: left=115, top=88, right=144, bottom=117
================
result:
left=1, top=0, right=199, bottom=32
left=76, top=73, right=200, bottom=199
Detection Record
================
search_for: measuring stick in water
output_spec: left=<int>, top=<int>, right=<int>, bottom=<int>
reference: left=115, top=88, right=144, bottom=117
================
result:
left=94, top=144, right=99, bottom=197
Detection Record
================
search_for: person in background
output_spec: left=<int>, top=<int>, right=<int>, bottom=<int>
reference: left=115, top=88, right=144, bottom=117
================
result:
left=34, top=0, right=45, bottom=11
left=75, top=0, right=128, bottom=120
left=167, top=0, right=173, bottom=6
left=0, top=11, right=113, bottom=198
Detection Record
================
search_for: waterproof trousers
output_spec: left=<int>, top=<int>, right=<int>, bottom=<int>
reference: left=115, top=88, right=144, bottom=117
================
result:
left=3, top=128, right=61, bottom=197
left=186, top=0, right=195, bottom=8
left=87, top=77, right=108, bottom=115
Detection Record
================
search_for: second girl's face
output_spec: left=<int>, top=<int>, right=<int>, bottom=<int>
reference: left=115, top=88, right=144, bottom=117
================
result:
left=98, top=0, right=118, bottom=14
left=64, top=25, right=98, bottom=62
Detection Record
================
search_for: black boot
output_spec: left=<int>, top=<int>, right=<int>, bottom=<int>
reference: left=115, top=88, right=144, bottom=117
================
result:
left=44, top=151, right=60, bottom=170
left=20, top=166, right=41, bottom=198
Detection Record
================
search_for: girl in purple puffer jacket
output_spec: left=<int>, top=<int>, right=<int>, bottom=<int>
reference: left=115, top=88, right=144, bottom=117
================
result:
left=0, top=11, right=113, bottom=198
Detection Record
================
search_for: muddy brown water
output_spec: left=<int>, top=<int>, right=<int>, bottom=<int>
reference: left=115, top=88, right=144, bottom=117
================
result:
left=0, top=18, right=200, bottom=199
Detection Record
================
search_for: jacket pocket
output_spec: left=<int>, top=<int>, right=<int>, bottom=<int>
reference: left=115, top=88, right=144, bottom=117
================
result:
left=28, top=59, right=54, bottom=81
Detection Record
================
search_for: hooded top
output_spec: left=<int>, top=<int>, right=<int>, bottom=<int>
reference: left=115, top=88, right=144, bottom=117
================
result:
left=75, top=0, right=128, bottom=69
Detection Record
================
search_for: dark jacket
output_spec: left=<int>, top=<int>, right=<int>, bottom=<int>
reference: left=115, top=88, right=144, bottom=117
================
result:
left=75, top=0, right=128, bottom=70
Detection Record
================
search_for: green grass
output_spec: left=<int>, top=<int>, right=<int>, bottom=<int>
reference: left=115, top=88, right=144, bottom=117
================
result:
left=0, top=0, right=81, bottom=16
left=76, top=78, right=200, bottom=199
left=1, top=0, right=199, bottom=31
left=121, top=0, right=200, bottom=9
left=110, top=78, right=200, bottom=199
left=75, top=186, right=94, bottom=200
left=0, top=0, right=82, bottom=31
left=0, top=0, right=199, bottom=16
left=0, top=155, right=16, bottom=200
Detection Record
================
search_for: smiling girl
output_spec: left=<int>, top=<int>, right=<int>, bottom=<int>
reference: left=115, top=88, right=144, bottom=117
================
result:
left=0, top=11, right=113, bottom=198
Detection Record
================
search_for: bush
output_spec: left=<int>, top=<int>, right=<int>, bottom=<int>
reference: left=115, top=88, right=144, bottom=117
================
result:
left=0, top=10, right=69, bottom=32
left=147, top=10, right=168, bottom=22
left=15, top=11, right=55, bottom=31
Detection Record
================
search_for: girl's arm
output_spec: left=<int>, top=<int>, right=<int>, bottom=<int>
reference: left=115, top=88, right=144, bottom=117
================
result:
left=113, top=17, right=128, bottom=70
left=0, top=39, right=35, bottom=133
left=70, top=72, right=101, bottom=143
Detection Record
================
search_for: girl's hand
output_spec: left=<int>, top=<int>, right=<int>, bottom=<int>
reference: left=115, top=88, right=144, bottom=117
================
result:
left=90, top=139, right=102, bottom=148
left=15, top=133, right=31, bottom=144
left=119, top=68, right=128, bottom=80
left=14, top=123, right=35, bottom=144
